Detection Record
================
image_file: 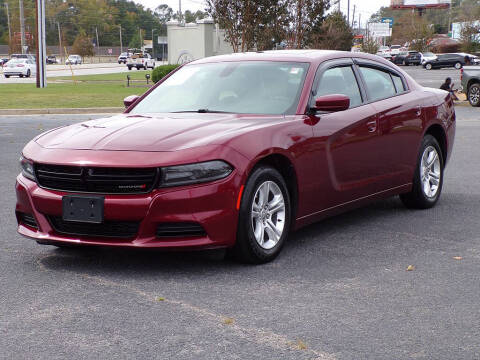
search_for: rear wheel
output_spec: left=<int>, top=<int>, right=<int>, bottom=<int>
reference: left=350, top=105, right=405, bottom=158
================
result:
left=127, top=66, right=132, bottom=70
left=454, top=62, right=462, bottom=69
left=26, top=70, right=31, bottom=78
left=467, top=83, right=480, bottom=107
left=232, top=166, right=291, bottom=263
left=400, top=135, right=444, bottom=209
left=4, top=75, right=9, bottom=78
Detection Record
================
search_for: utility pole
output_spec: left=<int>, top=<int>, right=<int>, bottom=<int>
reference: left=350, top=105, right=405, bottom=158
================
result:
left=359, top=13, right=361, bottom=31
left=347, top=0, right=350, bottom=25
left=119, top=25, right=123, bottom=53
left=19, top=0, right=26, bottom=54
left=5, top=3, right=12, bottom=45
left=35, top=0, right=47, bottom=87
left=178, top=0, right=182, bottom=24
left=352, top=5, right=356, bottom=28
left=57, top=22, right=62, bottom=62
left=151, top=29, right=156, bottom=59
left=338, top=0, right=340, bottom=11
left=95, top=27, right=100, bottom=57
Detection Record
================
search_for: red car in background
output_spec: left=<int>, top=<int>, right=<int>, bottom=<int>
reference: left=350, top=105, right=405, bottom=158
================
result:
left=16, top=50, right=455, bottom=263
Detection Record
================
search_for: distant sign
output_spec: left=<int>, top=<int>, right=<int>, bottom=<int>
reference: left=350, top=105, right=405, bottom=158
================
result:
left=108, top=48, right=113, bottom=54
left=381, top=17, right=394, bottom=29
left=369, top=22, right=391, bottom=37
left=393, top=0, right=451, bottom=7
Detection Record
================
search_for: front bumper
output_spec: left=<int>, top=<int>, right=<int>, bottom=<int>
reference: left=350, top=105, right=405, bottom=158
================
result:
left=16, top=172, right=242, bottom=249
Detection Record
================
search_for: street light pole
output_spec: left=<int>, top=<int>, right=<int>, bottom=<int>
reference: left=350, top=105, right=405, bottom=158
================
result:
left=119, top=25, right=123, bottom=54
left=35, top=0, right=46, bottom=87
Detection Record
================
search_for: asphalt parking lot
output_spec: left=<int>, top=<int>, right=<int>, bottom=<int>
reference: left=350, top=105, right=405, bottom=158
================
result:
left=1, top=73, right=479, bottom=359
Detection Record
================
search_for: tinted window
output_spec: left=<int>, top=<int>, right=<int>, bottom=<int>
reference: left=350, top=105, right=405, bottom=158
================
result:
left=315, top=66, right=362, bottom=108
left=391, top=73, right=406, bottom=93
left=359, top=67, right=396, bottom=101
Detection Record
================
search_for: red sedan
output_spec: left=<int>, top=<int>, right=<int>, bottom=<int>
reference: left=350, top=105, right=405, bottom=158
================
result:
left=16, top=50, right=456, bottom=263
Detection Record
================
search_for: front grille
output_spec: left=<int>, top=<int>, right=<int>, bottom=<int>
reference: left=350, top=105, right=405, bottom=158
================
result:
left=35, top=164, right=159, bottom=194
left=18, top=212, right=38, bottom=229
left=48, top=216, right=139, bottom=238
left=156, top=222, right=206, bottom=238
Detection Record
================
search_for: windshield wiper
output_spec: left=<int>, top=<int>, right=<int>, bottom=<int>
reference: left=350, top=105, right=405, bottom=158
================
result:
left=172, top=109, right=233, bottom=114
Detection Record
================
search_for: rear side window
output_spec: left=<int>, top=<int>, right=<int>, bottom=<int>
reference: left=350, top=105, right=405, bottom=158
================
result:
left=315, top=66, right=362, bottom=108
left=391, top=73, right=406, bottom=93
left=359, top=67, right=396, bottom=101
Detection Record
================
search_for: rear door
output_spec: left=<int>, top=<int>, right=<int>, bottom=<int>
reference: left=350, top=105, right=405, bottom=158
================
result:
left=355, top=60, right=424, bottom=187
left=309, top=59, right=383, bottom=207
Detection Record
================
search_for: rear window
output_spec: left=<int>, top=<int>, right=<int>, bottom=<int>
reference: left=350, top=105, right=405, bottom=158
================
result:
left=359, top=67, right=396, bottom=101
left=391, top=74, right=406, bottom=93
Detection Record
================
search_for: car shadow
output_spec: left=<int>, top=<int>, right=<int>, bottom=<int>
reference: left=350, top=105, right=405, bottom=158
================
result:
left=36, top=197, right=409, bottom=275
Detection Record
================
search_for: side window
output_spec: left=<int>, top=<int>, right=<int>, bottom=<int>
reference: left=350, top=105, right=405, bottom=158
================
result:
left=315, top=66, right=362, bottom=108
left=391, top=73, right=406, bottom=93
left=359, top=67, right=396, bottom=101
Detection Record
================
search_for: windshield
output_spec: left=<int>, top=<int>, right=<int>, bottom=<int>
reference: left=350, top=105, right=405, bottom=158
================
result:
left=131, top=61, right=309, bottom=115
left=423, top=52, right=435, bottom=57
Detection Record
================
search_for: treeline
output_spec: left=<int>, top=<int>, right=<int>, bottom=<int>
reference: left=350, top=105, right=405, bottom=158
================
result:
left=0, top=0, right=186, bottom=50
left=206, top=0, right=353, bottom=51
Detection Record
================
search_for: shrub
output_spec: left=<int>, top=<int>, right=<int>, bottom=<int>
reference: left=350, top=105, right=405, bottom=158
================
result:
left=152, top=64, right=180, bottom=83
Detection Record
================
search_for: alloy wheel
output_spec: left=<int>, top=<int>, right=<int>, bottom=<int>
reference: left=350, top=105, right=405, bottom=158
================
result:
left=250, top=181, right=286, bottom=250
left=469, top=85, right=480, bottom=106
left=420, top=146, right=441, bottom=198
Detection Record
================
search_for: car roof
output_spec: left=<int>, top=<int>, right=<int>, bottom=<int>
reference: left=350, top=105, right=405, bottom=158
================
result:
left=190, top=50, right=395, bottom=65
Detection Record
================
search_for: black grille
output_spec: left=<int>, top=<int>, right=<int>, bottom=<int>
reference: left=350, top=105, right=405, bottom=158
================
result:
left=35, top=164, right=158, bottom=194
left=48, top=216, right=139, bottom=238
left=18, top=212, right=38, bottom=229
left=156, top=222, right=206, bottom=238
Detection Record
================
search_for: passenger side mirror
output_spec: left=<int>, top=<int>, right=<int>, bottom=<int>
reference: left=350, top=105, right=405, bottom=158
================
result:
left=124, top=95, right=140, bottom=108
left=312, top=94, right=350, bottom=112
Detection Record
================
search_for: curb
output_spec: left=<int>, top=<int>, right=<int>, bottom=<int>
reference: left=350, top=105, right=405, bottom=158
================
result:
left=454, top=101, right=471, bottom=107
left=0, top=107, right=124, bottom=115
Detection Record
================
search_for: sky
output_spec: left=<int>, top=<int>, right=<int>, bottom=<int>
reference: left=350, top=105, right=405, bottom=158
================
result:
left=136, top=0, right=392, bottom=28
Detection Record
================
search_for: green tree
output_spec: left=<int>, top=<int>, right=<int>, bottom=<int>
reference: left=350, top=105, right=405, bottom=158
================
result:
left=460, top=22, right=480, bottom=53
left=128, top=30, right=143, bottom=49
left=361, top=37, right=379, bottom=54
left=72, top=32, right=94, bottom=58
left=312, top=10, right=353, bottom=50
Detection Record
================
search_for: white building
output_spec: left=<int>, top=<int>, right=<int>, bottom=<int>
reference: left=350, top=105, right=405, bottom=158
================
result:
left=452, top=21, right=480, bottom=41
left=167, top=19, right=234, bottom=64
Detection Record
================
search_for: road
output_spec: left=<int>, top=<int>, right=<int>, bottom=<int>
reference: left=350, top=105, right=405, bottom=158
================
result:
left=0, top=105, right=479, bottom=359
left=0, top=62, right=160, bottom=84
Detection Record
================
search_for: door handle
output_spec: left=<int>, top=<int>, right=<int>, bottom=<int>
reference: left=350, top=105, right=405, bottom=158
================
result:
left=366, top=120, right=377, bottom=133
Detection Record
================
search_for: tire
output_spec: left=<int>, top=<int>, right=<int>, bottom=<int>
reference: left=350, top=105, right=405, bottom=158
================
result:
left=454, top=62, right=462, bottom=69
left=232, top=166, right=291, bottom=264
left=19, top=74, right=23, bottom=78
left=128, top=66, right=132, bottom=71
left=4, top=75, right=9, bottom=78
left=400, top=135, right=444, bottom=209
left=468, top=83, right=480, bottom=107
left=26, top=70, right=31, bottom=78
left=425, top=63, right=432, bottom=70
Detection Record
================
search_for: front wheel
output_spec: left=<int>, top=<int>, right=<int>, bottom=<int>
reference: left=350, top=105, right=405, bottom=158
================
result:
left=232, top=166, right=291, bottom=263
left=454, top=62, right=462, bottom=69
left=400, top=135, right=444, bottom=209
left=26, top=70, right=31, bottom=78
left=468, top=83, right=480, bottom=107
left=425, top=63, right=432, bottom=70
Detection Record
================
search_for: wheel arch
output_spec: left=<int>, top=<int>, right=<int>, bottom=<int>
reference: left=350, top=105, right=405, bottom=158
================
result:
left=467, top=78, right=480, bottom=91
left=249, top=153, right=299, bottom=226
left=425, top=124, right=447, bottom=164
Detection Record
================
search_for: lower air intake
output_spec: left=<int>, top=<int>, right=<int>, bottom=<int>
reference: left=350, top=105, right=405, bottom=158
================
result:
left=156, top=222, right=206, bottom=238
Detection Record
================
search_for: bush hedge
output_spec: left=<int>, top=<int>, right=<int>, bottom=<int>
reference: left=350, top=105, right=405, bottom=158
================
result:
left=152, top=64, right=180, bottom=83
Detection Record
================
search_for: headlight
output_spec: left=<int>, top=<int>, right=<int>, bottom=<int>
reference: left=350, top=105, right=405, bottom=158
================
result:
left=160, top=160, right=233, bottom=187
left=19, top=155, right=36, bottom=181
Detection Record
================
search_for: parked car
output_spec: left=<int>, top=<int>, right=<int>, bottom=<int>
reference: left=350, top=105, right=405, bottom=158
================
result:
left=46, top=55, right=58, bottom=64
left=461, top=65, right=480, bottom=107
left=423, top=53, right=465, bottom=70
left=420, top=52, right=437, bottom=65
left=392, top=51, right=421, bottom=65
left=376, top=52, right=393, bottom=62
left=0, top=58, right=9, bottom=67
left=118, top=52, right=129, bottom=64
left=11, top=53, right=35, bottom=62
left=66, top=55, right=82, bottom=65
left=4, top=58, right=36, bottom=78
left=390, top=45, right=402, bottom=55
left=377, top=46, right=390, bottom=55
left=15, top=50, right=455, bottom=263
left=127, top=52, right=155, bottom=70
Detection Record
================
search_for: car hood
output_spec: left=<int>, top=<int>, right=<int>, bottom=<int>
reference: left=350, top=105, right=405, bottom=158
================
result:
left=35, top=113, right=284, bottom=152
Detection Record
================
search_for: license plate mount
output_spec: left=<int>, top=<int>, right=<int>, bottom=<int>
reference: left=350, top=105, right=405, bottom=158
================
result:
left=62, top=195, right=105, bottom=223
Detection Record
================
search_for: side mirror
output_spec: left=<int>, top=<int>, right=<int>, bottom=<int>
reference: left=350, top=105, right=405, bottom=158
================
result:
left=313, top=94, right=350, bottom=112
left=124, top=95, right=140, bottom=108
